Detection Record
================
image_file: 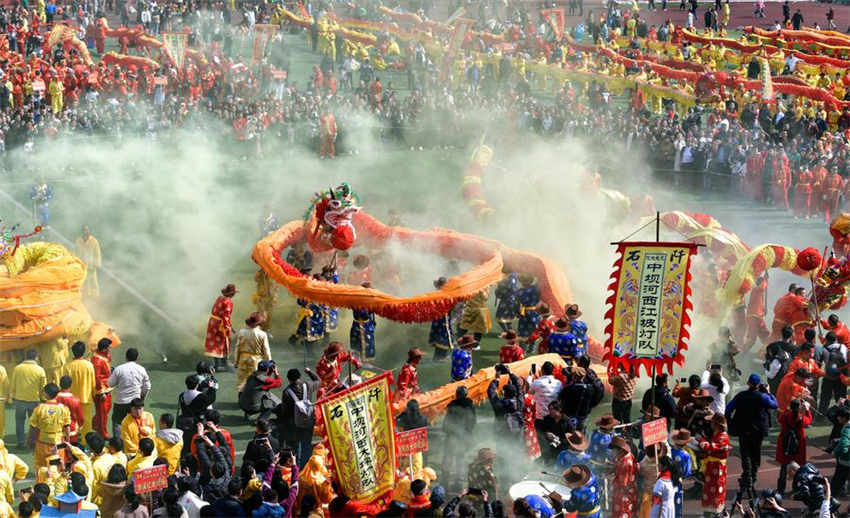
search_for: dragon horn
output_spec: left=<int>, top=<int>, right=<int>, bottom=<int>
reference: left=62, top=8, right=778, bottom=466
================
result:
left=329, top=187, right=336, bottom=199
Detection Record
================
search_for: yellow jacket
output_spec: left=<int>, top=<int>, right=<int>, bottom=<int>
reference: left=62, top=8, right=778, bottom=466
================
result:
left=11, top=361, right=46, bottom=402
left=68, top=445, right=93, bottom=495
left=90, top=452, right=117, bottom=505
left=0, top=471, right=12, bottom=505
left=0, top=368, right=9, bottom=402
left=36, top=337, right=68, bottom=371
left=62, top=359, right=96, bottom=404
left=120, top=412, right=156, bottom=455
left=29, top=400, right=70, bottom=444
left=0, top=500, right=14, bottom=518
left=126, top=454, right=156, bottom=480
left=154, top=430, right=184, bottom=475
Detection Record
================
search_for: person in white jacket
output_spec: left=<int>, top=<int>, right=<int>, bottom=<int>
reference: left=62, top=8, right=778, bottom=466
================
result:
left=527, top=361, right=562, bottom=424
left=701, top=367, right=730, bottom=415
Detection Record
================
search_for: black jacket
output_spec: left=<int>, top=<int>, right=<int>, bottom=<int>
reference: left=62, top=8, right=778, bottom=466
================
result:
left=276, top=371, right=320, bottom=436
left=560, top=381, right=594, bottom=420
left=242, top=433, right=280, bottom=466
left=443, top=397, right=477, bottom=435
left=792, top=463, right=825, bottom=511
left=443, top=497, right=493, bottom=518
left=212, top=495, right=245, bottom=517
left=487, top=374, right=523, bottom=430
left=725, top=388, right=777, bottom=437
left=641, top=386, right=677, bottom=422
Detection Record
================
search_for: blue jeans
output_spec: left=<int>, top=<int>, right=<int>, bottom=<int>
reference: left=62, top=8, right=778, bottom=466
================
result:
left=15, top=401, right=38, bottom=444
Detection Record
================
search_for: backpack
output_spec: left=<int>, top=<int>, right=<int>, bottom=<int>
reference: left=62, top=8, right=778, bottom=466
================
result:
left=506, top=410, right=524, bottom=436
left=589, top=373, right=605, bottom=408
left=824, top=344, right=848, bottom=379
left=782, top=428, right=800, bottom=457
left=286, top=387, right=314, bottom=429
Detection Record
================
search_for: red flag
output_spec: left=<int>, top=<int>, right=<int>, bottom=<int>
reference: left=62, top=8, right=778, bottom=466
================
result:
left=540, top=8, right=565, bottom=41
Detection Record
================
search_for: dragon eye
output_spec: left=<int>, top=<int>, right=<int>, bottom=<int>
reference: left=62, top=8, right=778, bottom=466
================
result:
left=329, top=200, right=342, bottom=210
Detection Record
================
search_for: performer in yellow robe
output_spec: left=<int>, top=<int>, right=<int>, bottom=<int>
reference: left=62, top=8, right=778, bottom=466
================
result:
left=48, top=77, right=62, bottom=114
left=459, top=286, right=491, bottom=340
left=75, top=225, right=101, bottom=299
left=253, top=269, right=278, bottom=331
left=0, top=368, right=8, bottom=440
left=234, top=313, right=271, bottom=393
left=37, top=335, right=68, bottom=385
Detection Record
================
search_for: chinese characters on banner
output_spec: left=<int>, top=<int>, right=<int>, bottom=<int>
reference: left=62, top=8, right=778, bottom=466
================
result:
left=319, top=371, right=396, bottom=503
left=641, top=418, right=668, bottom=447
left=133, top=465, right=169, bottom=494
left=539, top=8, right=565, bottom=41
left=396, top=427, right=429, bottom=456
left=252, top=24, right=278, bottom=64
left=162, top=32, right=189, bottom=69
left=439, top=19, right=475, bottom=78
left=603, top=242, right=697, bottom=376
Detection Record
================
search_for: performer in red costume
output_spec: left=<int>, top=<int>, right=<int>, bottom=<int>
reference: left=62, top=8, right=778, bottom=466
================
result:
left=525, top=303, right=556, bottom=354
left=823, top=166, right=844, bottom=223
left=91, top=338, right=113, bottom=438
left=772, top=161, right=790, bottom=210
left=56, top=378, right=84, bottom=445
left=699, top=414, right=731, bottom=517
left=770, top=285, right=812, bottom=344
left=821, top=314, right=850, bottom=345
left=316, top=342, right=362, bottom=399
left=499, top=330, right=525, bottom=364
left=205, top=284, right=236, bottom=371
left=744, top=275, right=770, bottom=351
left=319, top=108, right=337, bottom=158
left=793, top=165, right=813, bottom=219
left=395, top=348, right=423, bottom=402
left=811, top=159, right=829, bottom=219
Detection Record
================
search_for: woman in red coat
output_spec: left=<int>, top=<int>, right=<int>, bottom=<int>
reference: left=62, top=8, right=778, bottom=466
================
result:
left=776, top=398, right=812, bottom=495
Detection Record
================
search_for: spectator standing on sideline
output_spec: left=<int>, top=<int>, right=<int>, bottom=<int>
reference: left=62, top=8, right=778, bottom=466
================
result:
left=725, top=374, right=778, bottom=495
left=278, top=368, right=320, bottom=468
left=442, top=386, right=477, bottom=490
left=528, top=361, right=562, bottom=434
left=819, top=332, right=848, bottom=415
left=108, top=348, right=151, bottom=438
left=10, top=349, right=46, bottom=448
left=641, top=374, right=677, bottom=431
left=608, top=364, right=636, bottom=426
left=776, top=398, right=813, bottom=495
left=831, top=406, right=850, bottom=496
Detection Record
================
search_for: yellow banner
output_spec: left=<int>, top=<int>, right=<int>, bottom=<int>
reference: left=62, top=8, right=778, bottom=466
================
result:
left=604, top=242, right=697, bottom=375
left=320, top=372, right=396, bottom=503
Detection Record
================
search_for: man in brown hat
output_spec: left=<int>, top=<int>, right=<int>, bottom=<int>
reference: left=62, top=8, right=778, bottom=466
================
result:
left=451, top=335, right=477, bottom=382
left=234, top=312, right=271, bottom=393
left=548, top=317, right=579, bottom=361
left=429, top=277, right=455, bottom=362
left=589, top=414, right=619, bottom=472
left=467, top=448, right=500, bottom=501
left=678, top=388, right=714, bottom=438
left=670, top=428, right=695, bottom=513
left=498, top=330, right=524, bottom=365
left=204, top=284, right=237, bottom=371
left=565, top=303, right=589, bottom=354
left=556, top=431, right=590, bottom=471
left=525, top=303, right=556, bottom=354
left=395, top=348, right=423, bottom=402
left=316, top=342, right=362, bottom=399
left=561, top=465, right=602, bottom=517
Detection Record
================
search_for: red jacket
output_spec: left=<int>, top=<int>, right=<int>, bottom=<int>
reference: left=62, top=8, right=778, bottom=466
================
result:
left=91, top=352, right=112, bottom=397
left=775, top=408, right=812, bottom=464
left=329, top=498, right=385, bottom=518
left=500, top=344, right=525, bottom=365
left=56, top=391, right=84, bottom=438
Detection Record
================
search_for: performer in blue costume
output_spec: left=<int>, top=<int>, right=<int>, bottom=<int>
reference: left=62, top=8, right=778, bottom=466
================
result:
left=670, top=429, right=694, bottom=518
left=562, top=465, right=602, bottom=518
left=494, top=271, right=519, bottom=332
left=548, top=317, right=579, bottom=363
left=322, top=266, right=340, bottom=333
left=516, top=273, right=541, bottom=339
left=349, top=283, right=377, bottom=359
left=451, top=335, right=476, bottom=381
left=30, top=177, right=52, bottom=228
left=566, top=304, right=589, bottom=353
left=291, top=294, right=326, bottom=358
left=429, top=277, right=455, bottom=362
left=556, top=431, right=590, bottom=471
left=588, top=414, right=618, bottom=476
left=286, top=243, right=314, bottom=272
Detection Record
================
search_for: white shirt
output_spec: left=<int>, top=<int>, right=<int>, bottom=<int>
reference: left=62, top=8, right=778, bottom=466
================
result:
left=649, top=476, right=676, bottom=518
left=700, top=371, right=730, bottom=415
left=108, top=361, right=151, bottom=404
left=178, top=491, right=206, bottom=518
left=527, top=375, right=562, bottom=420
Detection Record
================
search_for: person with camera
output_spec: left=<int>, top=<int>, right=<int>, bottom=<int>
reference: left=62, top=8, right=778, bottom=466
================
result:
left=709, top=326, right=741, bottom=384
left=785, top=461, right=838, bottom=516
left=764, top=326, right=795, bottom=395
left=243, top=418, right=280, bottom=466
left=177, top=375, right=218, bottom=441
left=725, top=374, right=778, bottom=497
left=238, top=361, right=282, bottom=421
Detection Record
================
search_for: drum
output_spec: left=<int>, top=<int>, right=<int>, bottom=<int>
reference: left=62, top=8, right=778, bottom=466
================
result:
left=508, top=480, right=571, bottom=501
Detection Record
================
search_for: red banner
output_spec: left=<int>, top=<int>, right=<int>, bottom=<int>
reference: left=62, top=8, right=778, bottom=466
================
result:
left=540, top=8, right=565, bottom=41
left=134, top=465, right=168, bottom=494
left=252, top=24, right=278, bottom=64
left=396, top=427, right=428, bottom=456
left=642, top=418, right=668, bottom=446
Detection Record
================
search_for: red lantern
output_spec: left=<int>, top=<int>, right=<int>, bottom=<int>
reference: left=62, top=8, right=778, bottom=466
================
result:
left=796, top=247, right=822, bottom=272
left=330, top=225, right=355, bottom=251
